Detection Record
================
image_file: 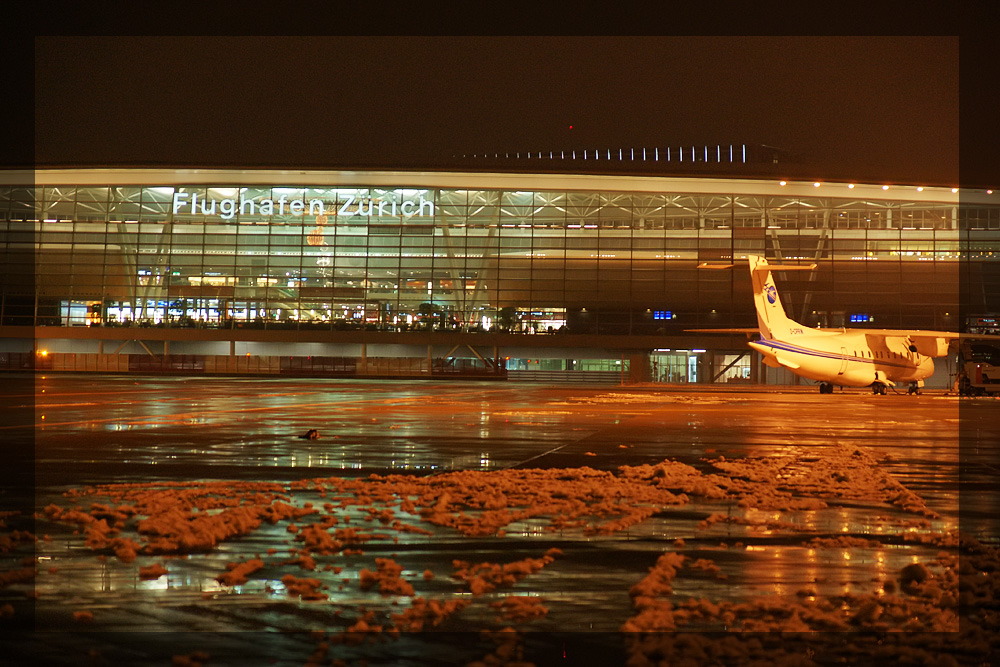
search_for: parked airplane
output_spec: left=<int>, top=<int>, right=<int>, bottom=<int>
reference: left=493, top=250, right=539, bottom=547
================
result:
left=690, top=255, right=960, bottom=394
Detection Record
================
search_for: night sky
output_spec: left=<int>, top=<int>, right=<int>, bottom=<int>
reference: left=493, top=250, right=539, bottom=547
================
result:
left=34, top=36, right=960, bottom=185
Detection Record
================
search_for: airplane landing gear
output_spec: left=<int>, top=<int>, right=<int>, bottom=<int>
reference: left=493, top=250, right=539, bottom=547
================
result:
left=819, top=382, right=834, bottom=394
left=907, top=383, right=921, bottom=395
left=871, top=382, right=888, bottom=395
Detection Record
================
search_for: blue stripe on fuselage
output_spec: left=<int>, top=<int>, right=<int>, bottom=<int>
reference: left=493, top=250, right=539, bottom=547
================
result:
left=755, top=339, right=913, bottom=370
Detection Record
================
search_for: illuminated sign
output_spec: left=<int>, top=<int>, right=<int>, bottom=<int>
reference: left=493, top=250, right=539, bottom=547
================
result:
left=171, top=192, right=435, bottom=220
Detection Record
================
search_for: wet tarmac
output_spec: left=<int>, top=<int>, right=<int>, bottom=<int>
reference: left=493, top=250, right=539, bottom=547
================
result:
left=2, top=375, right=998, bottom=665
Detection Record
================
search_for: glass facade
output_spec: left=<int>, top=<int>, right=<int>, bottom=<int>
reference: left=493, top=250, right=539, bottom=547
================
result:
left=2, top=172, right=998, bottom=334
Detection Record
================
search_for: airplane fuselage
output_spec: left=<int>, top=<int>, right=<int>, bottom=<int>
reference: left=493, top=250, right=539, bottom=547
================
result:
left=748, top=328, right=934, bottom=388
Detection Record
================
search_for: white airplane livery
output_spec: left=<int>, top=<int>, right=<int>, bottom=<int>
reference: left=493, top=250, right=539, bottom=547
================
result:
left=692, top=256, right=960, bottom=394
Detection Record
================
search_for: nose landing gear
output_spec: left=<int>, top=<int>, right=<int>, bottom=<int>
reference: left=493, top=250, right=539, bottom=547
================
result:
left=819, top=382, right=834, bottom=394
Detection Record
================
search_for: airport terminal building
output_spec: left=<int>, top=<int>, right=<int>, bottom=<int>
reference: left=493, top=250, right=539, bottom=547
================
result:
left=2, top=167, right=998, bottom=385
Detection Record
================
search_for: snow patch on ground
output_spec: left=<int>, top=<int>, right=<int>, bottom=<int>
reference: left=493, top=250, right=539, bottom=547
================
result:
left=16, top=437, right=992, bottom=664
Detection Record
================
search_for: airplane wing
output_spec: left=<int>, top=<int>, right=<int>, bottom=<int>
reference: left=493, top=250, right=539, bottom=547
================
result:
left=827, top=328, right=1000, bottom=358
left=815, top=328, right=1000, bottom=341
left=816, top=327, right=961, bottom=338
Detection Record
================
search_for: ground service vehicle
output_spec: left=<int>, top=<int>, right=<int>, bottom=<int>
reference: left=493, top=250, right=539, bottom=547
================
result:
left=958, top=342, right=1000, bottom=396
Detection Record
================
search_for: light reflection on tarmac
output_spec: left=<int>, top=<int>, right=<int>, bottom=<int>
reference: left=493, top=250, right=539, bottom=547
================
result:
left=3, top=375, right=998, bottom=665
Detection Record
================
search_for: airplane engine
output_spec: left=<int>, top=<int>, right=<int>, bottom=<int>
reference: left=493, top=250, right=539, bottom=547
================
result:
left=911, top=337, right=950, bottom=358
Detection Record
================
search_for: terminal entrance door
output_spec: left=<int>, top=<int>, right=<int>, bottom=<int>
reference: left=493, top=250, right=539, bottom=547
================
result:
left=649, top=351, right=696, bottom=384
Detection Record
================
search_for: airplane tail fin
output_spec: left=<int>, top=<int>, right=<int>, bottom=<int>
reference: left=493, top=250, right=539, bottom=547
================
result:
left=749, top=255, right=798, bottom=340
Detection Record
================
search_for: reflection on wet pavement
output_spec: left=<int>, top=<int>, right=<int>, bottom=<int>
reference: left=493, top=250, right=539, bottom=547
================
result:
left=2, top=376, right=998, bottom=665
